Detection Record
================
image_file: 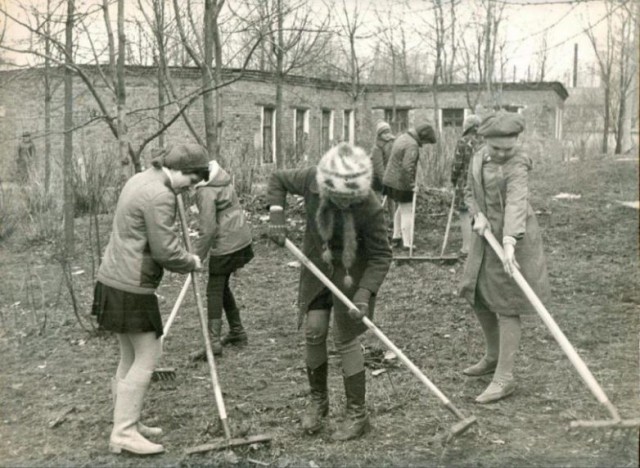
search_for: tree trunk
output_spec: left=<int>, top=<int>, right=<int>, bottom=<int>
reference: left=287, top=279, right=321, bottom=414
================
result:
left=117, top=0, right=131, bottom=177
left=602, top=85, right=610, bottom=154
left=202, top=0, right=218, bottom=160
left=275, top=0, right=284, bottom=168
left=44, top=0, right=52, bottom=194
left=212, top=0, right=225, bottom=164
left=154, top=0, right=166, bottom=149
left=63, top=0, right=75, bottom=257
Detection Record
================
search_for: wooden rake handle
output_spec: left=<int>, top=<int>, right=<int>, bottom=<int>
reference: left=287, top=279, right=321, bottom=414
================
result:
left=440, top=192, right=456, bottom=257
left=177, top=194, right=232, bottom=440
left=284, top=239, right=469, bottom=421
left=482, top=230, right=620, bottom=422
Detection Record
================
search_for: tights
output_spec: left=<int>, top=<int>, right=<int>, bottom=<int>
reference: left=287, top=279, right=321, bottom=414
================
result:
left=305, top=309, right=364, bottom=377
left=115, top=332, right=162, bottom=382
left=206, top=273, right=238, bottom=320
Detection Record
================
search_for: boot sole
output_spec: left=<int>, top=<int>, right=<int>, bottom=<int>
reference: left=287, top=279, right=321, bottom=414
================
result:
left=109, top=443, right=165, bottom=455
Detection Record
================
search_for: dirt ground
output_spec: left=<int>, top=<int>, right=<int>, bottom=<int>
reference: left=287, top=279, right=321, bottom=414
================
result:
left=1, top=157, right=638, bottom=467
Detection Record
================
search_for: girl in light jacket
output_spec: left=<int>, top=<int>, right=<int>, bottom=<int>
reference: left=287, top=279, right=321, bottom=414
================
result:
left=460, top=113, right=550, bottom=404
left=92, top=144, right=209, bottom=455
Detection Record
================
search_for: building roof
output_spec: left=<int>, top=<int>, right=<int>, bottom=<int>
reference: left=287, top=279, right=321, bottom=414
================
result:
left=0, top=65, right=570, bottom=101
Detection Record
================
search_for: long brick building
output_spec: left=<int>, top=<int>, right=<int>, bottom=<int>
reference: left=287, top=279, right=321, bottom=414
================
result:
left=0, top=66, right=568, bottom=180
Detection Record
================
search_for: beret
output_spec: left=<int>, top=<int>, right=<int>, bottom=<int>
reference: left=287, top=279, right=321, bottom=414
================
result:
left=478, top=113, right=525, bottom=138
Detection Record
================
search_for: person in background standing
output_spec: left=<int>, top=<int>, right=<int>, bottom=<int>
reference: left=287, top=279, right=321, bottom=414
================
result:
left=92, top=144, right=209, bottom=455
left=382, top=122, right=437, bottom=250
left=370, top=121, right=396, bottom=232
left=460, top=113, right=550, bottom=404
left=17, top=131, right=36, bottom=184
left=450, top=114, right=483, bottom=256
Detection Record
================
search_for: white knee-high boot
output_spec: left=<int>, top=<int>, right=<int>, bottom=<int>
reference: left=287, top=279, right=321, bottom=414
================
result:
left=475, top=315, right=521, bottom=404
left=111, top=378, right=163, bottom=438
left=109, top=376, right=164, bottom=455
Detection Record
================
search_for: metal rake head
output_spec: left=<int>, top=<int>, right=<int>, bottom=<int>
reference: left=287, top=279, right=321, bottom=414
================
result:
left=152, top=367, right=177, bottom=382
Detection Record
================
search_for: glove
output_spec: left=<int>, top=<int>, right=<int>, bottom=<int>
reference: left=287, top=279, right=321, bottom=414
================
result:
left=268, top=207, right=287, bottom=247
left=502, top=238, right=520, bottom=277
left=472, top=212, right=491, bottom=236
left=348, top=288, right=371, bottom=321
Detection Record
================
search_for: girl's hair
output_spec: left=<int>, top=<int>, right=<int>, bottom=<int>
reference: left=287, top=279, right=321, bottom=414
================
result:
left=182, top=167, right=210, bottom=182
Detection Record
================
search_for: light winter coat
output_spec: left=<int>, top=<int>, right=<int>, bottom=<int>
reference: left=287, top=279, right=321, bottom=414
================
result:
left=267, top=166, right=392, bottom=341
left=193, top=162, right=252, bottom=261
left=460, top=145, right=551, bottom=315
left=97, top=168, right=196, bottom=295
left=382, top=129, right=421, bottom=192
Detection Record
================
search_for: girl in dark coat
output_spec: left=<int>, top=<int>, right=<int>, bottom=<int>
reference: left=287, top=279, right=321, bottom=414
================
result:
left=460, top=113, right=550, bottom=404
left=267, top=143, right=392, bottom=440
left=192, top=160, right=254, bottom=357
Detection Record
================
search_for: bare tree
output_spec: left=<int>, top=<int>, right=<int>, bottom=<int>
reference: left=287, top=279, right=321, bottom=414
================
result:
left=63, top=0, right=75, bottom=256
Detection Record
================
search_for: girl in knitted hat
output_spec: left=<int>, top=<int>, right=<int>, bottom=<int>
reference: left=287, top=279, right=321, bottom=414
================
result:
left=267, top=143, right=392, bottom=440
left=460, top=113, right=550, bottom=404
left=92, top=144, right=209, bottom=455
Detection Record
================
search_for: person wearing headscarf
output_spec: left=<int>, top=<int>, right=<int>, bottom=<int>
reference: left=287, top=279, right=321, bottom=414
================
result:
left=92, top=144, right=209, bottom=455
left=382, top=122, right=437, bottom=250
left=460, top=113, right=551, bottom=404
left=450, top=114, right=483, bottom=256
left=190, top=160, right=254, bottom=359
left=370, top=121, right=396, bottom=231
left=267, top=143, right=392, bottom=440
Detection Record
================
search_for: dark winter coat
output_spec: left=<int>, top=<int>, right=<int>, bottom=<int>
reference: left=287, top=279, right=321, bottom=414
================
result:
left=97, top=168, right=196, bottom=295
left=370, top=137, right=394, bottom=192
left=460, top=146, right=551, bottom=315
left=451, top=130, right=483, bottom=211
left=267, top=167, right=392, bottom=342
left=382, top=129, right=421, bottom=192
left=194, top=163, right=252, bottom=261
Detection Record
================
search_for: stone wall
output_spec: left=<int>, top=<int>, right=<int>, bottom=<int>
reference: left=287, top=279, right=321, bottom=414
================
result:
left=0, top=66, right=567, bottom=183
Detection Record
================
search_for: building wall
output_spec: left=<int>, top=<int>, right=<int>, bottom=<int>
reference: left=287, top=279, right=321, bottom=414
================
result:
left=0, top=67, right=567, bottom=182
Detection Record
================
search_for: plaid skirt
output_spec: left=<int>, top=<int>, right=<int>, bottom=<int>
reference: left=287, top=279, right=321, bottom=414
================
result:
left=382, top=185, right=414, bottom=203
left=91, top=282, right=163, bottom=337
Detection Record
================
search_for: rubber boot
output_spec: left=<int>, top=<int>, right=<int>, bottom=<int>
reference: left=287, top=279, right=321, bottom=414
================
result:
left=459, top=211, right=472, bottom=255
left=190, top=319, right=223, bottom=361
left=109, top=378, right=165, bottom=455
left=301, top=362, right=329, bottom=434
left=111, top=378, right=162, bottom=438
left=331, top=371, right=370, bottom=441
left=221, top=309, right=247, bottom=346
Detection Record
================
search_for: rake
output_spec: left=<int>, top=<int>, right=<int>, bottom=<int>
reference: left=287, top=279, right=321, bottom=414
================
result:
left=284, top=238, right=477, bottom=438
left=151, top=275, right=192, bottom=382
left=175, top=194, right=272, bottom=454
left=483, top=230, right=640, bottom=433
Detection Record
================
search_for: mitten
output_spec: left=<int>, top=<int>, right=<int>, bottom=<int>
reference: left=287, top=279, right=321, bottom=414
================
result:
left=348, top=288, right=371, bottom=321
left=269, top=206, right=287, bottom=247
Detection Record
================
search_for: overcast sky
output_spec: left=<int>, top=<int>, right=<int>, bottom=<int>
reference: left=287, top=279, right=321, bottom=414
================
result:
left=2, top=0, right=615, bottom=86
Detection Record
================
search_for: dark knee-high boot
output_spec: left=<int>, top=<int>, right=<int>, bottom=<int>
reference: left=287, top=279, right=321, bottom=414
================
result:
left=301, top=362, right=329, bottom=434
left=331, top=371, right=370, bottom=441
left=221, top=308, right=247, bottom=345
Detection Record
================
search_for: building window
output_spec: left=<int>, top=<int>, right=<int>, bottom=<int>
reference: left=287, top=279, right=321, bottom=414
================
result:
left=441, top=108, right=465, bottom=128
left=321, top=109, right=334, bottom=153
left=261, top=106, right=276, bottom=164
left=555, top=107, right=563, bottom=139
left=343, top=109, right=354, bottom=144
left=383, top=108, right=409, bottom=133
left=293, top=108, right=310, bottom=162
